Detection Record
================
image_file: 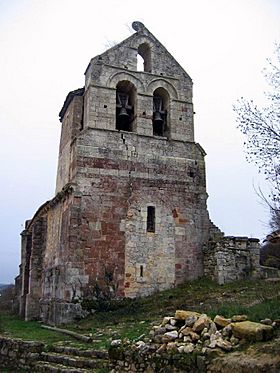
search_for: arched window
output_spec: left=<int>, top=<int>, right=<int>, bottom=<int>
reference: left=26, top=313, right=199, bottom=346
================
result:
left=137, top=43, right=151, bottom=72
left=116, top=81, right=136, bottom=132
left=152, top=87, right=169, bottom=137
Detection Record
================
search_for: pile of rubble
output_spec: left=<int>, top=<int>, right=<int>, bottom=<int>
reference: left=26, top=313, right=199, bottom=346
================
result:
left=142, top=310, right=277, bottom=354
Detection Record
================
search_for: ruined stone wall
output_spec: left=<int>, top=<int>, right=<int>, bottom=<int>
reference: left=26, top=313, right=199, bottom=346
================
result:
left=0, top=336, right=44, bottom=370
left=203, top=237, right=260, bottom=284
left=109, top=344, right=202, bottom=372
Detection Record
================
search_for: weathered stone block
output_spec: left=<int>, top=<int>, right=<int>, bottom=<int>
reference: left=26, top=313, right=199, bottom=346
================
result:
left=193, top=314, right=210, bottom=332
left=175, top=310, right=201, bottom=321
left=231, top=321, right=273, bottom=341
left=214, top=315, right=232, bottom=328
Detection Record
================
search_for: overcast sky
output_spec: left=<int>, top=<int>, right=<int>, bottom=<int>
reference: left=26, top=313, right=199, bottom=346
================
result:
left=0, top=0, right=279, bottom=283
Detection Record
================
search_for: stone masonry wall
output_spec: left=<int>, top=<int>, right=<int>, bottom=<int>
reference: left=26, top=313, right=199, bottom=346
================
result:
left=109, top=344, right=202, bottom=373
left=40, top=190, right=90, bottom=325
left=18, top=184, right=90, bottom=325
left=84, top=24, right=194, bottom=144
left=76, top=22, right=210, bottom=299
left=56, top=95, right=83, bottom=193
left=19, top=227, right=32, bottom=318
left=74, top=127, right=210, bottom=297
left=25, top=217, right=47, bottom=320
left=0, top=336, right=44, bottom=370
left=203, top=237, right=260, bottom=284
left=84, top=70, right=193, bottom=143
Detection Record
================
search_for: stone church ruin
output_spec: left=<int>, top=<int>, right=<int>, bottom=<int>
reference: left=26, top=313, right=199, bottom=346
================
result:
left=15, top=22, right=269, bottom=325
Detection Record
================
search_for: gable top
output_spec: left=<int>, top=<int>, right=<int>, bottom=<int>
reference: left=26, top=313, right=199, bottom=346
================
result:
left=59, top=22, right=193, bottom=122
left=86, top=21, right=192, bottom=82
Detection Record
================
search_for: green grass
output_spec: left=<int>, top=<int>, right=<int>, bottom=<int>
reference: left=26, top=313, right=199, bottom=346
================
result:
left=0, top=314, right=85, bottom=346
left=76, top=278, right=280, bottom=323
left=64, top=278, right=280, bottom=349
left=209, top=296, right=280, bottom=322
left=1, top=277, right=280, bottom=350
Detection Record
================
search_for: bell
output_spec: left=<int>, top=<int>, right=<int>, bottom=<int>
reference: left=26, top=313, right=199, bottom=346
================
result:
left=119, top=107, right=129, bottom=117
left=154, top=111, right=163, bottom=123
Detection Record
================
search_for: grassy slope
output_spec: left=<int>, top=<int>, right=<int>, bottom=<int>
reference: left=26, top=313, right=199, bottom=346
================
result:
left=1, top=278, right=280, bottom=349
left=0, top=314, right=82, bottom=346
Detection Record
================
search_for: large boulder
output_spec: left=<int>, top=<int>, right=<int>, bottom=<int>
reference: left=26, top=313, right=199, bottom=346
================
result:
left=175, top=310, right=200, bottom=321
left=231, top=321, right=273, bottom=341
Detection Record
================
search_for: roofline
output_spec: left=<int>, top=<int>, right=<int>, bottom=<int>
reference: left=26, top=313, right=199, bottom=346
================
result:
left=23, top=183, right=76, bottom=232
left=59, top=87, right=85, bottom=122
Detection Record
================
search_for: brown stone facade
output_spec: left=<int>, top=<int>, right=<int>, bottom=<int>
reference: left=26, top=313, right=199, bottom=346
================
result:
left=15, top=22, right=262, bottom=324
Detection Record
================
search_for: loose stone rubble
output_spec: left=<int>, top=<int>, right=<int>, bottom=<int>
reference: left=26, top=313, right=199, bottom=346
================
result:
left=147, top=310, right=275, bottom=353
left=109, top=310, right=279, bottom=372
left=112, top=309, right=277, bottom=356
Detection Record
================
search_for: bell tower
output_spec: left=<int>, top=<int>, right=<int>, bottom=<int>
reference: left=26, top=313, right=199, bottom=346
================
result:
left=38, top=21, right=211, bottom=322
left=15, top=22, right=264, bottom=325
left=53, top=21, right=209, bottom=299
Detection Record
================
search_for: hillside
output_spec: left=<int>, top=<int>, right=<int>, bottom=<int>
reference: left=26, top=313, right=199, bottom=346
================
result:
left=1, top=278, right=280, bottom=372
left=0, top=284, right=11, bottom=290
left=1, top=278, right=280, bottom=345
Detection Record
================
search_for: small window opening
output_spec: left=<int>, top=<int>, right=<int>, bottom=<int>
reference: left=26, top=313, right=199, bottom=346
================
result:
left=137, top=43, right=151, bottom=72
left=116, top=81, right=136, bottom=132
left=189, top=170, right=195, bottom=178
left=140, top=265, right=144, bottom=277
left=153, top=88, right=169, bottom=137
left=80, top=99, right=85, bottom=130
left=147, top=206, right=155, bottom=232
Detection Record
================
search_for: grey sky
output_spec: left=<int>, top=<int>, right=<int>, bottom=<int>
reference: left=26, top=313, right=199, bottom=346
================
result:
left=0, top=0, right=279, bottom=283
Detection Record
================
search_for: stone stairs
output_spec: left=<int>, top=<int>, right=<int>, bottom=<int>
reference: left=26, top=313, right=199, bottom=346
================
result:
left=34, top=345, right=109, bottom=372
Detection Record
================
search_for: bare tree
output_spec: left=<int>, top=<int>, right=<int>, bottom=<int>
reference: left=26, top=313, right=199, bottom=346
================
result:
left=234, top=43, right=280, bottom=230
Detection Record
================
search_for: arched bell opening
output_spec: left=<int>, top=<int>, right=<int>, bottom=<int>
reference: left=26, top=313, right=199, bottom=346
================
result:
left=152, top=87, right=169, bottom=137
left=116, top=81, right=136, bottom=132
left=137, top=43, right=151, bottom=73
left=137, top=54, right=145, bottom=72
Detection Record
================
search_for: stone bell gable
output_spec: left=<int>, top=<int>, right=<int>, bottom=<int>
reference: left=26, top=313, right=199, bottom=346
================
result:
left=85, top=21, right=192, bottom=88
left=82, top=21, right=194, bottom=141
left=15, top=21, right=265, bottom=325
